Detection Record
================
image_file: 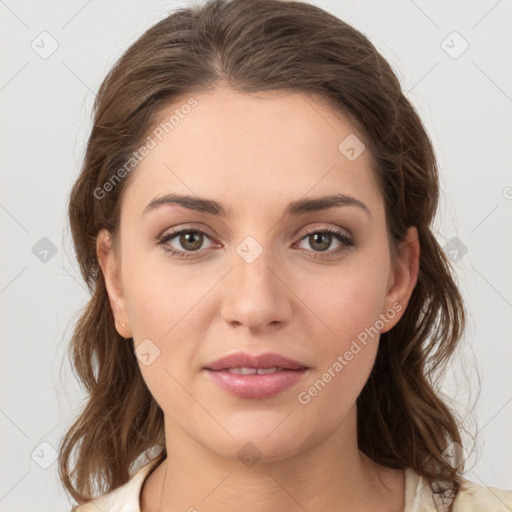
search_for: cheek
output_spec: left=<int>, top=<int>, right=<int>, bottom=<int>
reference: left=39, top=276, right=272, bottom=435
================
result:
left=291, top=257, right=389, bottom=402
left=121, top=251, right=219, bottom=399
left=124, top=264, right=206, bottom=414
left=294, top=277, right=383, bottom=421
left=297, top=261, right=389, bottom=346
left=122, top=249, right=212, bottom=341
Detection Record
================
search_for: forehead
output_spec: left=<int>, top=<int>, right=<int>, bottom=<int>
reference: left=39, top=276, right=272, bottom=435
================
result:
left=121, top=86, right=382, bottom=218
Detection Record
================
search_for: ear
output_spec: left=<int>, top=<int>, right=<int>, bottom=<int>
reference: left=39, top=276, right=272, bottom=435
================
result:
left=96, top=229, right=133, bottom=339
left=380, top=226, right=420, bottom=333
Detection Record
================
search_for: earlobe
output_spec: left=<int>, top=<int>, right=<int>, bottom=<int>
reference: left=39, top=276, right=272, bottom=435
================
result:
left=381, top=226, right=420, bottom=333
left=96, top=229, right=133, bottom=339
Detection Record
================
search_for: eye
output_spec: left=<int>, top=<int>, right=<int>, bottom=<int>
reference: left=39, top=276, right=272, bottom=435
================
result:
left=295, top=227, right=354, bottom=258
left=157, top=227, right=216, bottom=259
left=156, top=225, right=355, bottom=260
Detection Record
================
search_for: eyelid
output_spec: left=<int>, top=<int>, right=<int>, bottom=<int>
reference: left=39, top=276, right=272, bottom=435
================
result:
left=299, top=223, right=352, bottom=238
left=158, top=222, right=215, bottom=239
left=158, top=223, right=350, bottom=243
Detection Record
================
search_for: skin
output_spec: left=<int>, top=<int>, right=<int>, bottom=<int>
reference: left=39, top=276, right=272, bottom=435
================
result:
left=97, top=85, right=420, bottom=511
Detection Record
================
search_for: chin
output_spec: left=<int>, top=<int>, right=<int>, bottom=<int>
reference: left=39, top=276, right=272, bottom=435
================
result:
left=194, top=420, right=312, bottom=465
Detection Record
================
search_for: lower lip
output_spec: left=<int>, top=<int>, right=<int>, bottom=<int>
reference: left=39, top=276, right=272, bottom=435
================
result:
left=204, top=368, right=308, bottom=399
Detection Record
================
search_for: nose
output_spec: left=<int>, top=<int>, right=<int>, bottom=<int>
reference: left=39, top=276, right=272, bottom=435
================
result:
left=221, top=242, right=292, bottom=332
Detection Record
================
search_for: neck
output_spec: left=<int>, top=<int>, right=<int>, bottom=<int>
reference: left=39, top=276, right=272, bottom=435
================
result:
left=145, top=405, right=404, bottom=512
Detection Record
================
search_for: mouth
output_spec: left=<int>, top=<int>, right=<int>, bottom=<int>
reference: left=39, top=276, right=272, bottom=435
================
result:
left=203, top=352, right=308, bottom=399
left=204, top=351, right=308, bottom=372
left=213, top=366, right=300, bottom=375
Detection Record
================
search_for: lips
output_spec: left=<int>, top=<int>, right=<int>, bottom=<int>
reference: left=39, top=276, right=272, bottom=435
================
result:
left=204, top=352, right=307, bottom=371
left=203, top=352, right=308, bottom=399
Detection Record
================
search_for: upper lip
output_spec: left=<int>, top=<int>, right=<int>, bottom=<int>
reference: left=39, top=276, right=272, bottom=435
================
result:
left=204, top=352, right=307, bottom=371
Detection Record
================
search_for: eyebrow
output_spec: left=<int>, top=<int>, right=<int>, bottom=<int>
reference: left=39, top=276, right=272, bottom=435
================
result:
left=142, top=192, right=371, bottom=218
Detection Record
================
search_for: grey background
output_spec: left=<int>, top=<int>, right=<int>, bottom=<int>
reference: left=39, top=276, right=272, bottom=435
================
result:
left=1, top=0, right=511, bottom=510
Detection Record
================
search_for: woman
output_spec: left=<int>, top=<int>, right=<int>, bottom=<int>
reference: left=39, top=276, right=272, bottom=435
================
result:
left=60, top=0, right=512, bottom=510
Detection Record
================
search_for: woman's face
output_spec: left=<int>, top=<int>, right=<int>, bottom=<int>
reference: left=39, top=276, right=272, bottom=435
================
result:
left=98, top=85, right=419, bottom=462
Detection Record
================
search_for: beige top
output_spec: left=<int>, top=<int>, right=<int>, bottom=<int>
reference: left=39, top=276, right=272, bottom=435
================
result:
left=73, top=457, right=512, bottom=512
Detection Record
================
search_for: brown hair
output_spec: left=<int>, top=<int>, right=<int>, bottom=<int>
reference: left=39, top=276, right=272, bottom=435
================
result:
left=60, top=0, right=466, bottom=507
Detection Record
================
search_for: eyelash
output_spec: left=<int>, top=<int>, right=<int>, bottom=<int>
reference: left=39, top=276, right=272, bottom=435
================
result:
left=157, top=226, right=354, bottom=260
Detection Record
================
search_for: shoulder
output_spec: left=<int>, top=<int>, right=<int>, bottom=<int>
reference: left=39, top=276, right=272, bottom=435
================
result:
left=451, top=475, right=512, bottom=511
left=72, top=457, right=162, bottom=512
left=404, top=468, right=512, bottom=512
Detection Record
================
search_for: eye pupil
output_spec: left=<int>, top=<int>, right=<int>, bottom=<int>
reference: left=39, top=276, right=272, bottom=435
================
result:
left=310, top=233, right=331, bottom=251
left=180, top=231, right=203, bottom=251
